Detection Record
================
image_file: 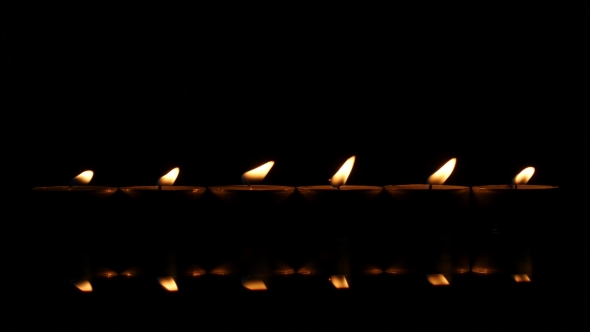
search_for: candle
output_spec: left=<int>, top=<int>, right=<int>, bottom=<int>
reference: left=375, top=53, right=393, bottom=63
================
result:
left=297, top=156, right=382, bottom=282
left=382, top=158, right=470, bottom=276
left=31, top=170, right=118, bottom=280
left=208, top=161, right=295, bottom=283
left=118, top=167, right=206, bottom=286
left=471, top=167, right=559, bottom=279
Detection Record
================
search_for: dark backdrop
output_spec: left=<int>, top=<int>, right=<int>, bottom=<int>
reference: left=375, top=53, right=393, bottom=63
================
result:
left=4, top=2, right=588, bottom=329
left=8, top=2, right=587, bottom=190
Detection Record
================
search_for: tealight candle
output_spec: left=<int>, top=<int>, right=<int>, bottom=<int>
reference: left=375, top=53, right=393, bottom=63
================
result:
left=119, top=168, right=206, bottom=273
left=208, top=161, right=295, bottom=276
left=471, top=167, right=559, bottom=279
left=296, top=156, right=382, bottom=278
left=31, top=170, right=118, bottom=279
left=382, top=158, right=470, bottom=275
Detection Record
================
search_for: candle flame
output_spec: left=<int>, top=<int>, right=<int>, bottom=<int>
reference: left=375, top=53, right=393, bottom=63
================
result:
left=427, top=274, right=450, bottom=286
left=330, top=156, right=355, bottom=188
left=241, top=161, right=275, bottom=185
left=513, top=167, right=535, bottom=185
left=71, top=170, right=94, bottom=185
left=427, top=158, right=456, bottom=185
left=73, top=280, right=93, bottom=292
left=157, top=167, right=180, bottom=186
left=242, top=277, right=267, bottom=291
left=513, top=274, right=531, bottom=283
left=330, top=275, right=349, bottom=289
left=158, top=277, right=178, bottom=291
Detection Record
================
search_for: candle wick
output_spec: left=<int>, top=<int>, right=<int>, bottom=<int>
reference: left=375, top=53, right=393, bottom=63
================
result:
left=249, top=185, right=252, bottom=191
left=429, top=184, right=432, bottom=190
left=158, top=185, right=162, bottom=191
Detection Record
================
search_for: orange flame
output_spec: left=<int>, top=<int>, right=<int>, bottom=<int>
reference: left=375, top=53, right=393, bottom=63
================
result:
left=427, top=158, right=456, bottom=185
left=158, top=277, right=178, bottom=291
left=71, top=170, right=94, bottom=185
left=330, top=275, right=349, bottom=289
left=73, top=280, right=93, bottom=292
left=513, top=167, right=535, bottom=185
left=157, top=167, right=180, bottom=186
left=241, top=161, right=275, bottom=185
left=242, top=277, right=267, bottom=290
left=513, top=274, right=531, bottom=282
left=330, top=156, right=355, bottom=188
left=427, top=274, right=450, bottom=286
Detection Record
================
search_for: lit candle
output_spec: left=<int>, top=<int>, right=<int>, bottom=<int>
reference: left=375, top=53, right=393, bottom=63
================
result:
left=119, top=168, right=206, bottom=279
left=31, top=170, right=118, bottom=280
left=297, top=156, right=382, bottom=282
left=208, top=161, right=295, bottom=283
left=471, top=167, right=558, bottom=280
left=383, top=158, right=470, bottom=275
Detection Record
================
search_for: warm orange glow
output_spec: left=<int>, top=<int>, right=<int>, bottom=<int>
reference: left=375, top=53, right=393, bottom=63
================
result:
left=330, top=275, right=349, bottom=289
left=427, top=158, right=456, bottom=185
left=242, top=277, right=267, bottom=291
left=513, top=167, right=535, bottom=185
left=427, top=274, right=450, bottom=286
left=513, top=274, right=531, bottom=282
left=241, top=161, right=275, bottom=185
left=330, top=156, right=355, bottom=188
left=157, top=167, right=180, bottom=186
left=97, top=270, right=118, bottom=278
left=72, top=170, right=94, bottom=185
left=73, top=280, right=93, bottom=292
left=158, top=277, right=178, bottom=291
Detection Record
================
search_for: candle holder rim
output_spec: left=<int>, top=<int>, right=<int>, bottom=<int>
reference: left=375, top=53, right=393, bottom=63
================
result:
left=208, top=185, right=295, bottom=192
left=472, top=184, right=558, bottom=190
left=297, top=185, right=383, bottom=191
left=119, top=186, right=206, bottom=192
left=383, top=184, right=468, bottom=191
left=31, top=186, right=118, bottom=192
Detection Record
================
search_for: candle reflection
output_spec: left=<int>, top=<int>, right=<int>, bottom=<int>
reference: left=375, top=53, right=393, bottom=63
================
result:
left=158, top=277, right=178, bottom=291
left=330, top=275, right=349, bottom=289
left=513, top=274, right=531, bottom=283
left=242, top=277, right=267, bottom=291
left=427, top=274, right=450, bottom=286
left=73, top=279, right=93, bottom=292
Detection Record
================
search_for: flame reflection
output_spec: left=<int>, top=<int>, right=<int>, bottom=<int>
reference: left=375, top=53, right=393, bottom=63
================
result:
left=513, top=274, right=531, bottom=282
left=330, top=275, right=349, bottom=289
left=427, top=274, right=450, bottom=286
left=241, top=161, right=275, bottom=185
left=72, top=170, right=94, bottom=185
left=157, top=167, right=180, bottom=186
left=513, top=167, right=535, bottom=185
left=158, top=277, right=178, bottom=291
left=73, top=280, right=93, bottom=292
left=242, top=277, right=267, bottom=291
left=330, top=156, right=355, bottom=188
left=427, top=158, right=456, bottom=185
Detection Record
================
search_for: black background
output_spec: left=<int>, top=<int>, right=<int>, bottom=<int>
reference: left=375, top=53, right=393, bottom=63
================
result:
left=4, top=2, right=589, bottom=329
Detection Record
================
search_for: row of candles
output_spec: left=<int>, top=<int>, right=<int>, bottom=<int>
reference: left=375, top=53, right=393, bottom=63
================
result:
left=37, top=156, right=552, bottom=192
left=31, top=157, right=558, bottom=293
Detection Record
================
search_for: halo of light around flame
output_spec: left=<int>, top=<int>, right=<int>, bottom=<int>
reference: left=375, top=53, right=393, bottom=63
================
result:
left=427, top=274, right=450, bottom=286
left=73, top=280, right=93, bottom=292
left=513, top=167, right=535, bottom=185
left=427, top=158, right=456, bottom=185
left=157, top=167, right=180, bottom=186
left=330, top=275, right=349, bottom=289
left=241, top=161, right=275, bottom=184
left=73, top=171, right=94, bottom=185
left=330, top=156, right=355, bottom=187
left=158, top=277, right=178, bottom=291
left=242, top=278, right=267, bottom=291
